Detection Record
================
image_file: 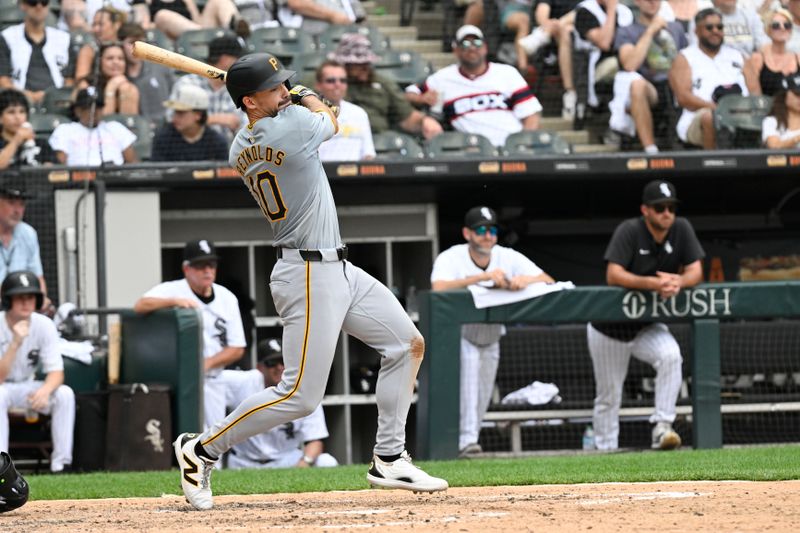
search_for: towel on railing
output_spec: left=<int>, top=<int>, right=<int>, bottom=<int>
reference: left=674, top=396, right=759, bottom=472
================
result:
left=467, top=281, right=575, bottom=309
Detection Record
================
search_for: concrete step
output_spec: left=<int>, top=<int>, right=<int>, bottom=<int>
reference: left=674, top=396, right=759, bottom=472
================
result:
left=572, top=144, right=619, bottom=153
left=380, top=25, right=418, bottom=42
left=540, top=117, right=572, bottom=132
left=392, top=39, right=444, bottom=54
left=555, top=129, right=590, bottom=145
left=370, top=13, right=401, bottom=27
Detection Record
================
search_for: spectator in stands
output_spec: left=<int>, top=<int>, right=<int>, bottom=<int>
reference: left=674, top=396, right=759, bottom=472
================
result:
left=456, top=0, right=484, bottom=28
left=314, top=60, right=375, bottom=161
left=59, top=0, right=132, bottom=32
left=744, top=8, right=800, bottom=96
left=119, top=22, right=176, bottom=123
left=494, top=0, right=535, bottom=72
left=609, top=0, right=688, bottom=154
left=0, top=181, right=50, bottom=310
left=0, top=0, right=75, bottom=107
left=169, top=35, right=247, bottom=143
left=587, top=180, right=704, bottom=452
left=151, top=84, right=228, bottom=161
left=519, top=0, right=580, bottom=120
left=224, top=339, right=339, bottom=469
left=301, top=0, right=367, bottom=36
left=430, top=206, right=555, bottom=457
left=669, top=8, right=747, bottom=149
left=49, top=87, right=138, bottom=165
left=332, top=33, right=442, bottom=139
left=0, top=89, right=56, bottom=169
left=131, top=0, right=251, bottom=41
left=134, top=239, right=246, bottom=431
left=74, top=6, right=128, bottom=82
left=787, top=0, right=800, bottom=53
left=688, top=0, right=769, bottom=57
left=573, top=0, right=634, bottom=110
left=762, top=73, right=800, bottom=147
left=406, top=25, right=542, bottom=148
left=664, top=0, right=711, bottom=31
left=78, top=42, right=140, bottom=115
left=0, top=270, right=75, bottom=473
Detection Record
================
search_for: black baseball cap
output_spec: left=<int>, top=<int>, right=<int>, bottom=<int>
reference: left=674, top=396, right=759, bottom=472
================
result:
left=73, top=86, right=105, bottom=110
left=464, top=206, right=498, bottom=229
left=183, top=239, right=218, bottom=264
left=0, top=179, right=33, bottom=200
left=257, top=338, right=283, bottom=367
left=642, top=180, right=679, bottom=205
left=207, top=35, right=245, bottom=62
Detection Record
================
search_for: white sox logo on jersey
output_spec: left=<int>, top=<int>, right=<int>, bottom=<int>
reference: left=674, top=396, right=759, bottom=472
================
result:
left=622, top=288, right=732, bottom=319
left=447, top=92, right=508, bottom=118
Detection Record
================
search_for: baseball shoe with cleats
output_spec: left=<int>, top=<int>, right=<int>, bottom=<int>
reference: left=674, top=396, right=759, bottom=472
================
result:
left=651, top=422, right=681, bottom=450
left=367, top=451, right=448, bottom=493
left=174, top=432, right=216, bottom=510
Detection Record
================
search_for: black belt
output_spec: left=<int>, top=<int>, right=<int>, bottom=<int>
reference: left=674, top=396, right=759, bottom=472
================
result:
left=230, top=449, right=273, bottom=464
left=276, top=246, right=348, bottom=261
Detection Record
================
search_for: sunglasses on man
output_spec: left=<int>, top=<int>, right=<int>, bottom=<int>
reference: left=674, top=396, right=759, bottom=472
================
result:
left=473, top=225, right=498, bottom=236
left=322, top=77, right=347, bottom=84
left=650, top=204, right=677, bottom=214
left=22, top=0, right=49, bottom=6
left=459, top=38, right=484, bottom=49
left=703, top=23, right=725, bottom=32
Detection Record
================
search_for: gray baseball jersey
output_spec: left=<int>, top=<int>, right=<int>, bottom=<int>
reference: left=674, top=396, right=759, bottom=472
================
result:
left=199, top=103, right=422, bottom=460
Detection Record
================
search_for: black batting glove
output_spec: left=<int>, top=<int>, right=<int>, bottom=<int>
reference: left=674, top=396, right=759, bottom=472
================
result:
left=288, top=84, right=319, bottom=104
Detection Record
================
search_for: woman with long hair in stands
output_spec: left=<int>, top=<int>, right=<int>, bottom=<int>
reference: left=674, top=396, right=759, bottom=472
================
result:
left=74, top=6, right=127, bottom=82
left=77, top=43, right=140, bottom=115
left=744, top=8, right=800, bottom=96
left=762, top=75, right=800, bottom=148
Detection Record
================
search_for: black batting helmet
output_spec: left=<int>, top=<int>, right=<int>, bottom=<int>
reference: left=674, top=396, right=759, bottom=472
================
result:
left=1, top=271, right=43, bottom=310
left=0, top=452, right=29, bottom=513
left=226, top=53, right=295, bottom=109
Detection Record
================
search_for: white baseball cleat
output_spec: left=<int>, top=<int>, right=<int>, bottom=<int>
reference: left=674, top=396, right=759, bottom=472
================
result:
left=367, top=451, right=448, bottom=493
left=174, top=432, right=217, bottom=510
left=651, top=422, right=682, bottom=450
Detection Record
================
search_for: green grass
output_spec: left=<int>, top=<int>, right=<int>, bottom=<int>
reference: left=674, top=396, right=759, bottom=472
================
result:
left=27, top=445, right=800, bottom=501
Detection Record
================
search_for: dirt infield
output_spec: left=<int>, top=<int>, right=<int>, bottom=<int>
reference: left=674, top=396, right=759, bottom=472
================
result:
left=7, top=480, right=798, bottom=532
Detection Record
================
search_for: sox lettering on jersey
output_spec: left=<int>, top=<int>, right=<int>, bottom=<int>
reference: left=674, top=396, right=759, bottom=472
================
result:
left=622, top=288, right=733, bottom=319
left=445, top=92, right=508, bottom=120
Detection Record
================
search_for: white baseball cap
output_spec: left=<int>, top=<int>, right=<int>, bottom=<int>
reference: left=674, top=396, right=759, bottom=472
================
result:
left=455, top=24, right=484, bottom=42
left=163, top=85, right=210, bottom=111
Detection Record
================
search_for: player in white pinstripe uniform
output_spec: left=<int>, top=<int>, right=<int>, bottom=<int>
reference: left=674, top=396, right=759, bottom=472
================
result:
left=431, top=206, right=554, bottom=456
left=587, top=180, right=705, bottom=451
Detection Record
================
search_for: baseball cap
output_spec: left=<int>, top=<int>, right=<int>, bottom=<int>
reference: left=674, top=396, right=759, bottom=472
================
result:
left=329, top=33, right=379, bottom=65
left=455, top=24, right=484, bottom=42
left=782, top=74, right=800, bottom=93
left=257, top=338, right=283, bottom=367
left=73, top=86, right=105, bottom=109
left=464, top=206, right=498, bottom=229
left=183, top=239, right=218, bottom=264
left=642, top=180, right=680, bottom=205
left=0, top=178, right=33, bottom=200
left=207, top=34, right=245, bottom=62
left=164, top=85, right=210, bottom=111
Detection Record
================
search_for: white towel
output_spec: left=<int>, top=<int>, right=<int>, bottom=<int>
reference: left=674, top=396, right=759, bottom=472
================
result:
left=59, top=339, right=94, bottom=365
left=467, top=281, right=575, bottom=309
left=501, top=381, right=561, bottom=406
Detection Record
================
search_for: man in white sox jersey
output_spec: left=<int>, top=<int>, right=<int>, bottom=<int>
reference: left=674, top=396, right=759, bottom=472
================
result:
left=0, top=271, right=74, bottom=473
left=431, top=206, right=554, bottom=456
left=224, top=339, right=338, bottom=469
left=406, top=25, right=542, bottom=147
left=134, top=239, right=246, bottom=430
left=174, top=52, right=447, bottom=510
left=587, top=180, right=704, bottom=451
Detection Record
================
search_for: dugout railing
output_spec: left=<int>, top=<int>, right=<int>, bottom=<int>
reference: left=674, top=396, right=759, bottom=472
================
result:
left=416, top=282, right=800, bottom=460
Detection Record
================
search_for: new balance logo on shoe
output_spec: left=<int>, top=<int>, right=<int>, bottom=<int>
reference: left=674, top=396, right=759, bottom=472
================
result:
left=182, top=454, right=199, bottom=487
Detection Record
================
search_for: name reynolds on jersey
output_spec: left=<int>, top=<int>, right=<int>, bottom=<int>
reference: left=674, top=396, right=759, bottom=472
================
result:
left=234, top=144, right=285, bottom=176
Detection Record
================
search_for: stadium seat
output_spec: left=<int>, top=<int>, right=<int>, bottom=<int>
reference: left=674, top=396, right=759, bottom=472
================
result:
left=247, top=26, right=315, bottom=56
left=27, top=113, right=67, bottom=142
left=175, top=29, right=237, bottom=61
left=714, top=94, right=773, bottom=149
left=424, top=131, right=497, bottom=158
left=292, top=51, right=326, bottom=82
left=40, top=86, right=75, bottom=117
left=316, top=24, right=390, bottom=54
left=102, top=113, right=154, bottom=161
left=372, top=131, right=424, bottom=159
left=143, top=27, right=171, bottom=50
left=69, top=29, right=93, bottom=59
left=503, top=130, right=572, bottom=156
left=373, top=50, right=432, bottom=87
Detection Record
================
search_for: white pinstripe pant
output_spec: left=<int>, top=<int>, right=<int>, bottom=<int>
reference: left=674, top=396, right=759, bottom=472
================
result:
left=459, top=338, right=500, bottom=450
left=587, top=323, right=683, bottom=450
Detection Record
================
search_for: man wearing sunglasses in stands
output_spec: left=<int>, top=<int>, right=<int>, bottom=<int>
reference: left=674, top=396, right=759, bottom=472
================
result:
left=587, top=180, right=704, bottom=452
left=688, top=0, right=769, bottom=58
left=669, top=8, right=748, bottom=148
left=0, top=0, right=75, bottom=107
left=431, top=206, right=554, bottom=457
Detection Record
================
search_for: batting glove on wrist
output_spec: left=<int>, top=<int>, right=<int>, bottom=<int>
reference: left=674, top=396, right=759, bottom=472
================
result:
left=321, top=97, right=340, bottom=117
left=288, top=84, right=319, bottom=104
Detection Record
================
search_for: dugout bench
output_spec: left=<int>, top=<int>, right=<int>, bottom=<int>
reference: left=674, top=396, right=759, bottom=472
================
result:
left=417, top=282, right=800, bottom=460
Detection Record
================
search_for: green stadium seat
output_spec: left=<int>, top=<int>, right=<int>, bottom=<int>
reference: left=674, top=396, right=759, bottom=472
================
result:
left=102, top=113, right=154, bottom=161
left=503, top=130, right=572, bottom=156
left=27, top=113, right=67, bottom=142
left=143, top=27, right=172, bottom=50
left=69, top=29, right=93, bottom=58
left=424, top=131, right=497, bottom=158
left=372, top=131, right=424, bottom=160
left=373, top=50, right=432, bottom=88
left=247, top=26, right=315, bottom=56
left=40, top=86, right=74, bottom=117
left=316, top=24, right=390, bottom=54
left=175, top=28, right=236, bottom=61
left=714, top=94, right=773, bottom=149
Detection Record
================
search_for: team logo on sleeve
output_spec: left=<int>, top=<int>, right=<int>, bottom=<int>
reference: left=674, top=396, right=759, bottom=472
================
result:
left=27, top=349, right=40, bottom=368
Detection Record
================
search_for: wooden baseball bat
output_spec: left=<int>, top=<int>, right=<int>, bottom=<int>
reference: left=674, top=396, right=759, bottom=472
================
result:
left=131, top=41, right=227, bottom=81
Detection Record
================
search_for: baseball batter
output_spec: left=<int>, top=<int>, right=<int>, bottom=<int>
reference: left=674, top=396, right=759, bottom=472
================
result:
left=431, top=206, right=554, bottom=455
left=0, top=271, right=74, bottom=473
left=174, top=53, right=447, bottom=510
left=587, top=180, right=704, bottom=451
